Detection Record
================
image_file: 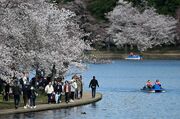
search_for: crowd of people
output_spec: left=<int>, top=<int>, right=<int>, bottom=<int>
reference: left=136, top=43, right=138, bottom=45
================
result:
left=44, top=74, right=84, bottom=104
left=0, top=74, right=39, bottom=109
left=0, top=71, right=101, bottom=110
left=0, top=73, right=84, bottom=109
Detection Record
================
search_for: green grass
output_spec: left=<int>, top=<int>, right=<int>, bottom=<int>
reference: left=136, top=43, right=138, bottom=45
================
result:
left=0, top=91, right=66, bottom=110
left=87, top=45, right=180, bottom=59
left=0, top=94, right=47, bottom=109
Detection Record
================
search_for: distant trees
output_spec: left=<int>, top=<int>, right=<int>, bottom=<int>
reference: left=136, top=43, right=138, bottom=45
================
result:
left=0, top=0, right=90, bottom=80
left=125, top=0, right=180, bottom=16
left=87, top=0, right=119, bottom=19
left=176, top=8, right=180, bottom=40
left=106, top=1, right=178, bottom=51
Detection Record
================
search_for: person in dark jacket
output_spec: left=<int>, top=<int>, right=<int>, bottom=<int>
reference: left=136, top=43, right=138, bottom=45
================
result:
left=0, top=78, right=6, bottom=94
left=22, top=84, right=30, bottom=109
left=79, top=75, right=83, bottom=98
left=12, top=82, right=21, bottom=109
left=30, top=77, right=36, bottom=88
left=89, top=76, right=99, bottom=98
left=30, top=86, right=37, bottom=108
left=4, top=82, right=10, bottom=101
left=54, top=81, right=63, bottom=103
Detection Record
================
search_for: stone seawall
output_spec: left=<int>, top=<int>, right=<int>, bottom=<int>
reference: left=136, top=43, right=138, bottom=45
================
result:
left=0, top=92, right=102, bottom=115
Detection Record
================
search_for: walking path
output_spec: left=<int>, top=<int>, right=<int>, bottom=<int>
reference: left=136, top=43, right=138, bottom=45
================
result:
left=0, top=92, right=102, bottom=115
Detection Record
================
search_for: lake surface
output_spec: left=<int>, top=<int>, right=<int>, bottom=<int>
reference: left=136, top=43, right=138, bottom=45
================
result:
left=2, top=60, right=180, bottom=119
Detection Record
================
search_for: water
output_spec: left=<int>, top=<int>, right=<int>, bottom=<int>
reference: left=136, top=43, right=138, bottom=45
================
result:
left=1, top=60, right=180, bottom=119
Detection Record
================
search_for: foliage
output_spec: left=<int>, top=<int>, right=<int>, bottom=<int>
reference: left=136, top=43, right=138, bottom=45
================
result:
left=87, top=0, right=119, bottom=20
left=50, top=0, right=74, bottom=4
left=85, top=0, right=179, bottom=20
left=106, top=1, right=178, bottom=51
left=125, top=0, right=180, bottom=16
left=0, top=0, right=90, bottom=81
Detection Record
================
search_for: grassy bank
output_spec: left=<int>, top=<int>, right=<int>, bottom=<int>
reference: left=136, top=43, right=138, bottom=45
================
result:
left=87, top=50, right=180, bottom=60
left=0, top=90, right=68, bottom=110
left=0, top=94, right=48, bottom=110
left=0, top=93, right=102, bottom=115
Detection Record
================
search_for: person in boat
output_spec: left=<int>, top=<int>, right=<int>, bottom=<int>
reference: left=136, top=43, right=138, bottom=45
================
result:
left=129, top=52, right=134, bottom=56
left=146, top=80, right=153, bottom=89
left=155, top=80, right=161, bottom=87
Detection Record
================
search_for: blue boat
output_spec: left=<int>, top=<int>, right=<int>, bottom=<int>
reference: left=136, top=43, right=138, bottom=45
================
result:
left=141, top=84, right=165, bottom=93
left=125, top=54, right=143, bottom=60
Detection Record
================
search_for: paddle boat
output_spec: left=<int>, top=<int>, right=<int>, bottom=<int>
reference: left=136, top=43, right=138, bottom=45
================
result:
left=125, top=52, right=143, bottom=60
left=125, top=55, right=142, bottom=60
left=141, top=84, right=165, bottom=93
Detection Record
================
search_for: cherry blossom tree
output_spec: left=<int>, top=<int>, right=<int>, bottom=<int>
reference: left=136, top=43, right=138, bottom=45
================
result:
left=106, top=0, right=178, bottom=51
left=176, top=8, right=180, bottom=40
left=0, top=0, right=90, bottom=80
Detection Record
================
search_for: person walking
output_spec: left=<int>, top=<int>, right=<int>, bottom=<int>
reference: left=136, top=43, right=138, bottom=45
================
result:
left=4, top=82, right=10, bottom=101
left=12, top=81, right=21, bottom=109
left=76, top=77, right=82, bottom=99
left=30, top=86, right=37, bottom=108
left=79, top=75, right=83, bottom=98
left=22, top=84, right=30, bottom=109
left=70, top=79, right=77, bottom=102
left=45, top=82, right=54, bottom=104
left=54, top=81, right=63, bottom=103
left=64, top=80, right=71, bottom=103
left=89, top=76, right=99, bottom=98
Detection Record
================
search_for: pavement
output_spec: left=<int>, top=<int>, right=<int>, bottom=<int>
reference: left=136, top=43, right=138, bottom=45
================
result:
left=0, top=92, right=102, bottom=115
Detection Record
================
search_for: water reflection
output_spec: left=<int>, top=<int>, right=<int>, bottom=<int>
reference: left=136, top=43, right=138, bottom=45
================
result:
left=91, top=102, right=97, bottom=108
left=1, top=60, right=180, bottom=119
left=12, top=114, right=21, bottom=119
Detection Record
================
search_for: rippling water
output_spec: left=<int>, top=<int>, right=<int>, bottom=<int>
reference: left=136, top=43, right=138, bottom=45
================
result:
left=2, top=60, right=180, bottom=119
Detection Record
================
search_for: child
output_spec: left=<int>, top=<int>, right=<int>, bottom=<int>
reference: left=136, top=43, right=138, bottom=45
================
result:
left=55, top=92, right=61, bottom=104
left=50, top=92, right=56, bottom=103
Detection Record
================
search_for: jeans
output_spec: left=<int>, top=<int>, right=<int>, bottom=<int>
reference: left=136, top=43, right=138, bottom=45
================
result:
left=14, top=95, right=20, bottom=109
left=91, top=88, right=96, bottom=98
left=65, top=92, right=69, bottom=103
left=30, top=97, right=36, bottom=106
left=55, top=94, right=61, bottom=103
left=4, top=92, right=9, bottom=101
left=47, top=94, right=52, bottom=103
left=23, top=94, right=28, bottom=106
left=71, top=92, right=75, bottom=100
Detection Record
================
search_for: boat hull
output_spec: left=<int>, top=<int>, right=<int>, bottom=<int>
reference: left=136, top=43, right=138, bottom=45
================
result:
left=125, top=57, right=141, bottom=60
left=141, top=87, right=165, bottom=93
left=125, top=55, right=142, bottom=60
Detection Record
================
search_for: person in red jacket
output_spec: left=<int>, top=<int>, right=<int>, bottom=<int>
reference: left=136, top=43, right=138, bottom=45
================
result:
left=146, top=80, right=152, bottom=89
left=64, top=80, right=71, bottom=103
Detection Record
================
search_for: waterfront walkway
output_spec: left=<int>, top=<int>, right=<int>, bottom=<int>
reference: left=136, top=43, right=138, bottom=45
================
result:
left=0, top=92, right=102, bottom=115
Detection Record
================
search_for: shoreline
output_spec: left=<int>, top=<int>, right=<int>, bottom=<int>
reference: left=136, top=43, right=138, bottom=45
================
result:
left=0, top=92, right=102, bottom=115
left=87, top=51, right=180, bottom=60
